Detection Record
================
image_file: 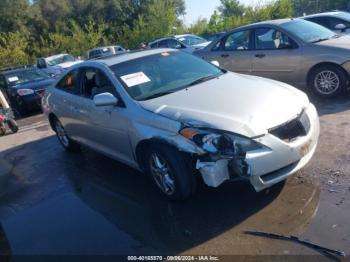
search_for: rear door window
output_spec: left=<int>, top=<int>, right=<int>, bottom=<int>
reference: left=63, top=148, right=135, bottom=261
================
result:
left=255, top=28, right=295, bottom=50
left=56, top=69, right=80, bottom=94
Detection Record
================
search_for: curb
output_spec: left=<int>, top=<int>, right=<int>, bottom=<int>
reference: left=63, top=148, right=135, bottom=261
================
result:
left=0, top=159, right=12, bottom=192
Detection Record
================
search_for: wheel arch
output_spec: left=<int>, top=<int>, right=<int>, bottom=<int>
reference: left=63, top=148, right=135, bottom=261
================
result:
left=306, top=62, right=349, bottom=86
left=135, top=138, right=195, bottom=172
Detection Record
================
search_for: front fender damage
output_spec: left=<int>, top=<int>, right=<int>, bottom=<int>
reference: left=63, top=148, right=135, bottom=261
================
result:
left=195, top=147, right=250, bottom=188
left=154, top=134, right=250, bottom=188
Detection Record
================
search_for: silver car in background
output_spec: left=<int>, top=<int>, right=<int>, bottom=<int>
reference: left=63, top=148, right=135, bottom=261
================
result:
left=87, top=45, right=126, bottom=59
left=43, top=49, right=319, bottom=200
left=302, top=11, right=350, bottom=34
left=149, top=34, right=211, bottom=54
left=194, top=18, right=350, bottom=98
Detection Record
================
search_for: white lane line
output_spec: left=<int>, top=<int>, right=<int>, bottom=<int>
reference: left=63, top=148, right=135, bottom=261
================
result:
left=18, top=121, right=49, bottom=132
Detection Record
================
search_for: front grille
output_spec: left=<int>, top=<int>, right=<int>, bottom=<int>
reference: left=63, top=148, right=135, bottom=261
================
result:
left=269, top=111, right=310, bottom=142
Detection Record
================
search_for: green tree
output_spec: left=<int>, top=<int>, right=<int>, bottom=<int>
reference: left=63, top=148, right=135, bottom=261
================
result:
left=292, top=0, right=348, bottom=16
left=188, top=18, right=209, bottom=35
left=32, top=20, right=108, bottom=57
left=118, top=0, right=183, bottom=49
left=0, top=0, right=31, bottom=33
left=0, top=32, right=30, bottom=68
left=218, top=0, right=245, bottom=17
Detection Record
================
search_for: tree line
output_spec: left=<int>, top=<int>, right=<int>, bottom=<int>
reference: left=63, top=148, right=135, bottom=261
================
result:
left=0, top=0, right=348, bottom=68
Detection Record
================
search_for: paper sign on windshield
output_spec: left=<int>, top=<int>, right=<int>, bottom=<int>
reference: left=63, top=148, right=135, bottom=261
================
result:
left=8, top=76, right=19, bottom=82
left=121, top=72, right=151, bottom=87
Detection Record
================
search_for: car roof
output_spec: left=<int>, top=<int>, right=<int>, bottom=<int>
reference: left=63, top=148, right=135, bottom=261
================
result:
left=149, top=37, right=175, bottom=44
left=44, top=54, right=69, bottom=60
left=0, top=67, right=36, bottom=76
left=95, top=48, right=175, bottom=67
left=89, top=45, right=122, bottom=52
left=303, top=11, right=347, bottom=19
left=174, top=34, right=195, bottom=38
left=229, top=18, right=299, bottom=32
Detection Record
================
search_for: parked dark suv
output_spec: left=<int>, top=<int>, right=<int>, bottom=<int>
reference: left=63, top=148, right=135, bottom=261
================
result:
left=0, top=67, right=55, bottom=116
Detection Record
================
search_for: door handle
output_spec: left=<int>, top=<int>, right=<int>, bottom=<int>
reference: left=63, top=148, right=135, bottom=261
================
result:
left=221, top=54, right=229, bottom=58
left=255, top=54, right=266, bottom=58
left=104, top=109, right=113, bottom=115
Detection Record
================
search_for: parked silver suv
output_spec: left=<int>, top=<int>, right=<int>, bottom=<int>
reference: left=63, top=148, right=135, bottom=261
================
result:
left=43, top=49, right=319, bottom=200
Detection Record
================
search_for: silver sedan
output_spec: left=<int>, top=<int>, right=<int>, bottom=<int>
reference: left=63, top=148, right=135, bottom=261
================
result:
left=43, top=49, right=319, bottom=200
left=194, top=18, right=350, bottom=98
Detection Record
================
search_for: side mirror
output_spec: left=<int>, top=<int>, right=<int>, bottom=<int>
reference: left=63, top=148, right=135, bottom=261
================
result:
left=335, top=23, right=346, bottom=32
left=211, top=60, right=220, bottom=67
left=39, top=61, right=47, bottom=69
left=93, top=92, right=118, bottom=107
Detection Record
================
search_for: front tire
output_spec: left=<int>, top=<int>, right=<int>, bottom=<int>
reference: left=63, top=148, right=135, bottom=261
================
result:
left=145, top=144, right=196, bottom=200
left=309, top=65, right=346, bottom=98
left=54, top=119, right=80, bottom=152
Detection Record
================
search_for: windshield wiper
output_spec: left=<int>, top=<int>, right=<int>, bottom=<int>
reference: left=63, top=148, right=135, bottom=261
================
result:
left=140, top=91, right=174, bottom=101
left=186, top=74, right=220, bottom=87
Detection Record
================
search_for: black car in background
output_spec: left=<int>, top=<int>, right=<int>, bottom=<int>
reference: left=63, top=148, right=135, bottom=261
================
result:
left=0, top=67, right=55, bottom=116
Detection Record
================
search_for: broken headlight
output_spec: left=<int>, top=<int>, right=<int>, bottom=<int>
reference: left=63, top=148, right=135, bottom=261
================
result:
left=180, top=127, right=263, bottom=154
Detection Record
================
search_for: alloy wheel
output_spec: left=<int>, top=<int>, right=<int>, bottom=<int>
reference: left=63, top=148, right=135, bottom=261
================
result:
left=55, top=121, right=69, bottom=148
left=149, top=153, right=175, bottom=195
left=314, top=70, right=340, bottom=95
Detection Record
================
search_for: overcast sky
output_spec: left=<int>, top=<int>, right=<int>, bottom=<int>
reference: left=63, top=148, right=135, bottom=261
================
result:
left=183, top=0, right=267, bottom=25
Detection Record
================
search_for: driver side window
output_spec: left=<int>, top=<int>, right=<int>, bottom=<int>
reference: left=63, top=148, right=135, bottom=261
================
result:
left=168, top=39, right=182, bottom=49
left=80, top=68, right=116, bottom=98
left=224, top=30, right=251, bottom=51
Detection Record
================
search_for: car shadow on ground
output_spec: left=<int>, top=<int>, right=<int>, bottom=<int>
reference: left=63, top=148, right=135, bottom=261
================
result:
left=0, top=136, right=285, bottom=255
left=67, top=147, right=286, bottom=253
left=303, top=89, right=350, bottom=116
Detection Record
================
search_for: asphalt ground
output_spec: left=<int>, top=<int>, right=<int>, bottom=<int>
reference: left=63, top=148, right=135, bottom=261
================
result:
left=0, top=94, right=349, bottom=261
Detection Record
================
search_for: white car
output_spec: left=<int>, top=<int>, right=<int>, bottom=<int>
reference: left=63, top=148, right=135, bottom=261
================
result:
left=43, top=49, right=320, bottom=200
left=303, top=11, right=350, bottom=34
left=36, top=54, right=83, bottom=77
left=149, top=34, right=211, bottom=54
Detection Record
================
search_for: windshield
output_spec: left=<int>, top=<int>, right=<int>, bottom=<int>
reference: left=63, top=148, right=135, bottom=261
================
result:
left=281, top=19, right=337, bottom=43
left=337, top=12, right=350, bottom=21
left=46, top=55, right=76, bottom=66
left=176, top=35, right=208, bottom=46
left=110, top=51, right=224, bottom=101
left=6, top=69, right=50, bottom=86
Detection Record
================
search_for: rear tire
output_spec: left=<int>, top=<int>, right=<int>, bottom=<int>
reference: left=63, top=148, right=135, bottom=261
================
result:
left=0, top=123, right=6, bottom=136
left=54, top=118, right=80, bottom=152
left=145, top=144, right=196, bottom=200
left=7, top=119, right=18, bottom=133
left=309, top=65, right=346, bottom=98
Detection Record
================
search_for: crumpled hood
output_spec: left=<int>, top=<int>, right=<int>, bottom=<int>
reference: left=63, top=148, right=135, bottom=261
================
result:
left=139, top=73, right=310, bottom=137
left=57, top=60, right=83, bottom=69
left=316, top=35, right=350, bottom=49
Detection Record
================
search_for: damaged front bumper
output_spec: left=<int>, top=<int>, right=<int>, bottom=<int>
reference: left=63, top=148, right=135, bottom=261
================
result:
left=195, top=103, right=320, bottom=192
